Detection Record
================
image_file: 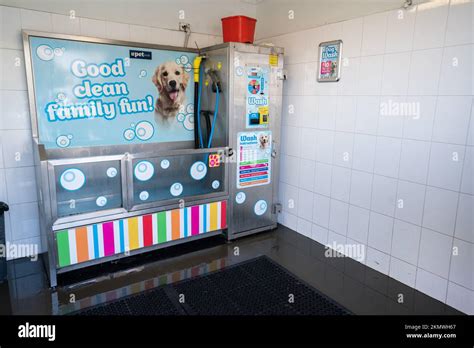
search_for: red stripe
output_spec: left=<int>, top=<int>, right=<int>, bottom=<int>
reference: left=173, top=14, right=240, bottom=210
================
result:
left=220, top=201, right=227, bottom=228
left=143, top=215, right=153, bottom=247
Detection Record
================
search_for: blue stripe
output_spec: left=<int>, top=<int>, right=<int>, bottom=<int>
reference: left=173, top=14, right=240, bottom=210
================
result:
left=184, top=208, right=188, bottom=238
left=92, top=224, right=99, bottom=259
left=119, top=220, right=125, bottom=253
left=203, top=205, right=207, bottom=232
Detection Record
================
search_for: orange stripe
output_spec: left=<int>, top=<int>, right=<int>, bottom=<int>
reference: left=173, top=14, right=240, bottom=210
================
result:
left=128, top=217, right=139, bottom=250
left=75, top=227, right=89, bottom=263
left=171, top=210, right=180, bottom=240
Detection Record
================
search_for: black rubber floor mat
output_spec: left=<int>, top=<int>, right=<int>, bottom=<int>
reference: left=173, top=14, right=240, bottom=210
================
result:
left=72, top=256, right=351, bottom=316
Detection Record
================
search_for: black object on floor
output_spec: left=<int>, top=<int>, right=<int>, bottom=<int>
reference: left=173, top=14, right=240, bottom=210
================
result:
left=73, top=256, right=351, bottom=316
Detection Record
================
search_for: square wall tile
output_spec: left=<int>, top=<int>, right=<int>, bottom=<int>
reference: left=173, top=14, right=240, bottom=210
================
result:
left=371, top=175, right=397, bottom=217
left=317, top=96, right=337, bottom=130
left=389, top=257, right=417, bottom=288
left=433, top=96, right=472, bottom=145
left=314, top=162, right=332, bottom=197
left=347, top=205, right=370, bottom=244
left=355, top=96, right=380, bottom=135
left=423, top=186, right=459, bottom=236
left=368, top=212, right=394, bottom=254
left=303, top=62, right=318, bottom=96
left=51, top=14, right=81, bottom=35
left=333, top=132, right=354, bottom=168
left=298, top=159, right=315, bottom=192
left=382, top=52, right=411, bottom=95
left=282, top=95, right=302, bottom=127
left=312, top=224, right=329, bottom=245
left=5, top=166, right=37, bottom=204
left=299, top=128, right=317, bottom=160
left=374, top=137, right=401, bottom=178
left=8, top=202, right=40, bottom=240
left=280, top=154, right=300, bottom=186
left=395, top=180, right=426, bottom=226
left=445, top=0, right=473, bottom=46
left=399, top=139, right=431, bottom=184
left=366, top=247, right=390, bottom=275
left=280, top=211, right=297, bottom=231
left=357, top=55, right=384, bottom=95
left=419, top=228, right=453, bottom=279
left=449, top=238, right=473, bottom=289
left=361, top=12, right=388, bottom=56
left=455, top=193, right=473, bottom=243
left=284, top=63, right=305, bottom=96
left=80, top=18, right=107, bottom=38
left=403, top=96, right=436, bottom=141
left=0, top=169, right=7, bottom=201
left=335, top=96, right=357, bottom=132
left=350, top=170, right=373, bottom=209
left=105, top=21, right=130, bottom=41
left=281, top=125, right=301, bottom=157
left=315, top=130, right=335, bottom=164
left=427, top=142, right=465, bottom=191
left=327, top=230, right=347, bottom=250
left=438, top=45, right=472, bottom=96
left=408, top=48, right=443, bottom=95
left=329, top=199, right=349, bottom=236
left=297, top=188, right=314, bottom=221
left=385, top=7, right=416, bottom=53
left=313, top=193, right=330, bottom=228
left=338, top=57, right=361, bottom=97
left=460, top=146, right=473, bottom=194
left=20, top=9, right=52, bottom=31
left=413, top=0, right=449, bottom=50
left=300, top=96, right=318, bottom=128
left=0, top=91, right=31, bottom=130
left=391, top=219, right=421, bottom=265
left=330, top=166, right=351, bottom=202
left=280, top=182, right=299, bottom=215
left=352, top=134, right=376, bottom=172
left=0, top=49, right=27, bottom=91
left=447, top=281, right=474, bottom=315
left=0, top=6, right=22, bottom=49
left=1, top=130, right=34, bottom=168
left=378, top=96, right=405, bottom=138
left=341, top=18, right=363, bottom=57
left=416, top=268, right=448, bottom=303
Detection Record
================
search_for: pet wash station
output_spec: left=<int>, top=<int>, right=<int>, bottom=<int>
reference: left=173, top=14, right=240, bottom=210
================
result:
left=23, top=25, right=284, bottom=287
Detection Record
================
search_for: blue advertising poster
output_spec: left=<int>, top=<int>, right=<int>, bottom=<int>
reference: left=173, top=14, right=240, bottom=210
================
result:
left=245, top=66, right=269, bottom=128
left=28, top=36, right=197, bottom=149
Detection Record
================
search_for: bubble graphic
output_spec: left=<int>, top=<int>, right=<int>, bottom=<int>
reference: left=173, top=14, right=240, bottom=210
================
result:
left=235, top=192, right=246, bottom=204
left=139, top=191, right=149, bottom=201
left=235, top=66, right=244, bottom=76
left=57, top=93, right=66, bottom=101
left=175, top=58, right=181, bottom=64
left=212, top=180, right=220, bottom=189
left=56, top=135, right=71, bottom=148
left=54, top=47, right=63, bottom=56
left=177, top=113, right=185, bottom=122
left=96, top=196, right=107, bottom=207
left=160, top=159, right=170, bottom=169
left=135, top=121, right=154, bottom=141
left=138, top=69, right=147, bottom=78
left=183, top=114, right=194, bottom=131
left=186, top=104, right=194, bottom=114
left=184, top=63, right=192, bottom=72
left=123, top=128, right=135, bottom=141
left=180, top=55, right=189, bottom=65
left=106, top=167, right=117, bottom=178
left=170, top=183, right=183, bottom=197
left=36, top=45, right=54, bottom=61
left=60, top=168, right=85, bottom=191
left=190, top=161, right=207, bottom=180
left=254, top=200, right=268, bottom=216
left=134, top=161, right=154, bottom=181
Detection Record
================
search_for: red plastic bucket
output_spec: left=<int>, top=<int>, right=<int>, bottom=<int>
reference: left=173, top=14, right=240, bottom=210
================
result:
left=221, top=15, right=257, bottom=44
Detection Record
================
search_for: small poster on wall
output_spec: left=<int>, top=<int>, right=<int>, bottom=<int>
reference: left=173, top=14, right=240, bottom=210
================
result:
left=237, top=131, right=272, bottom=188
left=317, top=40, right=343, bottom=82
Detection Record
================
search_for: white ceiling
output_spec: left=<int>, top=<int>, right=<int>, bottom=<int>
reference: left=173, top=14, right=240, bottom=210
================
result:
left=0, top=0, right=430, bottom=39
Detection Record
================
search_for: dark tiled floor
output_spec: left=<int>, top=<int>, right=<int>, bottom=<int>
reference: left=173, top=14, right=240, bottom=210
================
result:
left=0, top=225, right=464, bottom=315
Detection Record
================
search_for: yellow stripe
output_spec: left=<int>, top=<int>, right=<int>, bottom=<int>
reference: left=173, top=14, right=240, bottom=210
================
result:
left=210, top=202, right=218, bottom=231
left=128, top=217, right=139, bottom=250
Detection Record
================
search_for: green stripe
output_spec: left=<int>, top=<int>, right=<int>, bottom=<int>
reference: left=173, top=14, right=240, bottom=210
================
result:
left=240, top=159, right=269, bottom=165
left=158, top=275, right=167, bottom=285
left=157, top=212, right=167, bottom=243
left=56, top=230, right=71, bottom=267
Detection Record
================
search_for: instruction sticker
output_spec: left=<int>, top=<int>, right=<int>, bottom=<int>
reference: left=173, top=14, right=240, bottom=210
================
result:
left=245, top=66, right=269, bottom=128
left=237, top=131, right=272, bottom=188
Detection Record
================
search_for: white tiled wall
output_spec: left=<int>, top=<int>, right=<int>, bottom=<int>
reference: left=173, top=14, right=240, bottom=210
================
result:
left=0, top=5, right=222, bottom=257
left=269, top=0, right=473, bottom=314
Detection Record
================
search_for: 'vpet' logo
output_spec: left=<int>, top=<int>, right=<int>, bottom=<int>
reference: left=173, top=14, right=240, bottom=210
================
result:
left=129, top=50, right=152, bottom=60
left=18, top=322, right=56, bottom=342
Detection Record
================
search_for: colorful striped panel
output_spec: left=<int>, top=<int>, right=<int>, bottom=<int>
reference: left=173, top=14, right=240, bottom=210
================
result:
left=55, top=200, right=227, bottom=268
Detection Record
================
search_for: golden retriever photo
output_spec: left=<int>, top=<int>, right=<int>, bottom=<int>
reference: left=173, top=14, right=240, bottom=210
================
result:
left=259, top=133, right=270, bottom=149
left=152, top=61, right=190, bottom=122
